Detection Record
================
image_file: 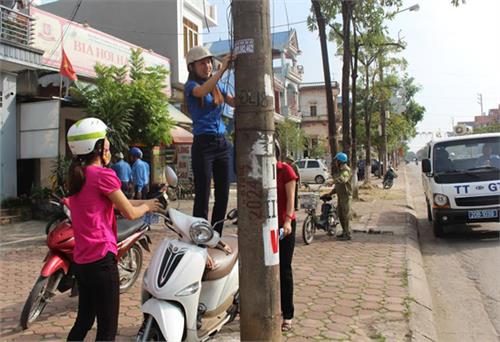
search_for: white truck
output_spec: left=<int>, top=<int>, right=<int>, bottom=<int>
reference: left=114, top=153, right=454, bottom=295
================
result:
left=421, top=132, right=500, bottom=237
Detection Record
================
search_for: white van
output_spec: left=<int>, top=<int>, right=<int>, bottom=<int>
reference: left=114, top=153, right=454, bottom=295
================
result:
left=421, top=132, right=500, bottom=237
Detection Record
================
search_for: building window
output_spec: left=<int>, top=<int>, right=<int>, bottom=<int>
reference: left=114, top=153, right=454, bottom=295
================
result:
left=183, top=18, right=199, bottom=57
left=310, top=105, right=317, bottom=117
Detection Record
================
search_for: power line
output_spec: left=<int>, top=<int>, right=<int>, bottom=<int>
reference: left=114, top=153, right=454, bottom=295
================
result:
left=82, top=20, right=309, bottom=38
left=45, top=0, right=83, bottom=60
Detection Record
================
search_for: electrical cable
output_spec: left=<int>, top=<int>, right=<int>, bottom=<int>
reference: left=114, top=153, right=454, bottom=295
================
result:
left=45, top=0, right=83, bottom=61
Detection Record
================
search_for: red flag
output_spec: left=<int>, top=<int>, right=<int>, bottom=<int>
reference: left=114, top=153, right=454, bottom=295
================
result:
left=60, top=49, right=77, bottom=81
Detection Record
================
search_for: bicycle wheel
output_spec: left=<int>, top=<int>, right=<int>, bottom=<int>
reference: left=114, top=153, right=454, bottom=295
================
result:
left=302, top=215, right=316, bottom=245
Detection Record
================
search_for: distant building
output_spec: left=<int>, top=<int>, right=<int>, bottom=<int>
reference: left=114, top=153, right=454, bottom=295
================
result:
left=473, top=104, right=500, bottom=128
left=205, top=29, right=303, bottom=123
left=299, top=82, right=342, bottom=158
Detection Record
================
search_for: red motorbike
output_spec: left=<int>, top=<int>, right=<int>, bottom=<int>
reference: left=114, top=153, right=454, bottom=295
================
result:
left=20, top=198, right=153, bottom=329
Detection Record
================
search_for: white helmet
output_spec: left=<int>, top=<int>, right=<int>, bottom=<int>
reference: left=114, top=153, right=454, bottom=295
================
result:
left=67, top=118, right=108, bottom=156
left=186, top=46, right=213, bottom=67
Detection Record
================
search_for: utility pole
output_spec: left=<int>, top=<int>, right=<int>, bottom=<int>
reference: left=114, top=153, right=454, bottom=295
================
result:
left=379, top=56, right=387, bottom=177
left=312, top=0, right=338, bottom=173
left=477, top=93, right=484, bottom=115
left=233, top=1, right=282, bottom=340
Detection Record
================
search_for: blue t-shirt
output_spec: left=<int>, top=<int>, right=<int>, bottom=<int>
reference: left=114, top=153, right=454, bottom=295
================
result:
left=111, top=160, right=132, bottom=183
left=185, top=79, right=228, bottom=136
left=131, top=159, right=150, bottom=190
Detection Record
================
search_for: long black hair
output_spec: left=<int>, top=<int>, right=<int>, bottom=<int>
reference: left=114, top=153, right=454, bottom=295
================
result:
left=186, top=60, right=224, bottom=109
left=67, top=139, right=105, bottom=196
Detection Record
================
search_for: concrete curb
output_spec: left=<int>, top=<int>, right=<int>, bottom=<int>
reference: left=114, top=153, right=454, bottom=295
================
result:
left=403, top=167, right=438, bottom=342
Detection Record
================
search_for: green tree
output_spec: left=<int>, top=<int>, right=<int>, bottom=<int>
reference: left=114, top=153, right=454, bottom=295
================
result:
left=276, top=118, right=306, bottom=157
left=72, top=49, right=173, bottom=151
left=128, top=49, right=174, bottom=146
left=71, top=64, right=132, bottom=152
left=473, top=124, right=500, bottom=134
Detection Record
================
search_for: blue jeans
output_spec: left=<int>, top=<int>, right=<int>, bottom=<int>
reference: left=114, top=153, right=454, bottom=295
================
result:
left=191, top=134, right=230, bottom=235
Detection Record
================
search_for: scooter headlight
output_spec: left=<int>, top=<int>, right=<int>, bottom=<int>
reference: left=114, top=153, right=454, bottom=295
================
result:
left=189, top=221, right=214, bottom=244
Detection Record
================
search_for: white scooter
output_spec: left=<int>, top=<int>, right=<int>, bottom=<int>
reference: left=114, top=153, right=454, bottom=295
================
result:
left=137, top=167, right=239, bottom=342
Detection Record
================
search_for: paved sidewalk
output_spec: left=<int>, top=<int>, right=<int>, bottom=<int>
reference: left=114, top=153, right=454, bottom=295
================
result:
left=0, top=168, right=415, bottom=341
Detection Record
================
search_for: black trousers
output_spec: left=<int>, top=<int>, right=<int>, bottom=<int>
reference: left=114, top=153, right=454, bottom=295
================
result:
left=191, top=134, right=230, bottom=235
left=67, top=252, right=119, bottom=342
left=280, top=220, right=296, bottom=320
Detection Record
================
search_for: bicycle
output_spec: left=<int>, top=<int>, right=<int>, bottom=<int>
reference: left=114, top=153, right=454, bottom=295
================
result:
left=301, top=192, right=340, bottom=245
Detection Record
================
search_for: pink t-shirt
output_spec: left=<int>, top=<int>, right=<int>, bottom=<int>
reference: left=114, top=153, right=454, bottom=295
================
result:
left=69, top=165, right=121, bottom=264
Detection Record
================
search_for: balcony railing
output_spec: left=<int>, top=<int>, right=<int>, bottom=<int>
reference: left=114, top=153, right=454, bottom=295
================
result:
left=0, top=5, right=34, bottom=47
left=285, top=63, right=304, bottom=82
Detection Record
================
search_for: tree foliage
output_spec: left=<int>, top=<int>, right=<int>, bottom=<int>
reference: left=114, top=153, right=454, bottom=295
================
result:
left=71, top=49, right=173, bottom=152
left=276, top=118, right=306, bottom=157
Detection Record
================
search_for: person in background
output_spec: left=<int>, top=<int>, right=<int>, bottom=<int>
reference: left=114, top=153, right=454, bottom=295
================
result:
left=130, top=147, right=150, bottom=200
left=323, top=152, right=352, bottom=240
left=276, top=142, right=298, bottom=332
left=111, top=152, right=132, bottom=198
left=184, top=45, right=235, bottom=238
left=65, top=118, right=159, bottom=341
left=284, top=155, right=300, bottom=211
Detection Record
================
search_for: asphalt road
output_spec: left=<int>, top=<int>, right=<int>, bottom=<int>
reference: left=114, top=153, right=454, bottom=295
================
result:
left=407, top=164, right=500, bottom=342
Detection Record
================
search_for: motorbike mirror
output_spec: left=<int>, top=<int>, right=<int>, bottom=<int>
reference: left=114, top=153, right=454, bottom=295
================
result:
left=165, top=166, right=178, bottom=188
left=226, top=208, right=238, bottom=220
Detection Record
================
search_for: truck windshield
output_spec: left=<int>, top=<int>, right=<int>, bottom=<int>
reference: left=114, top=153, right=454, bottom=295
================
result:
left=433, top=136, right=500, bottom=183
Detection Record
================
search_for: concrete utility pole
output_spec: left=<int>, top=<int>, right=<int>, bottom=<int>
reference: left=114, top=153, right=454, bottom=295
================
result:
left=233, top=0, right=282, bottom=340
left=311, top=0, right=338, bottom=173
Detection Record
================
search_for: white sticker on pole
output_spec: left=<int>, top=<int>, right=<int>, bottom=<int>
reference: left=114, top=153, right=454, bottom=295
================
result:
left=234, top=39, right=254, bottom=55
left=264, top=74, right=274, bottom=98
left=250, top=132, right=273, bottom=156
left=263, top=188, right=279, bottom=266
left=261, top=156, right=276, bottom=190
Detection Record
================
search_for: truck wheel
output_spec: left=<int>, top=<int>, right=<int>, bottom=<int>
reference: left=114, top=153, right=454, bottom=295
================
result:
left=433, top=221, right=444, bottom=238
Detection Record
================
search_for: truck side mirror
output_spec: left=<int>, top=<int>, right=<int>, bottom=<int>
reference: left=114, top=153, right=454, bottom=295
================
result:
left=422, top=159, right=431, bottom=173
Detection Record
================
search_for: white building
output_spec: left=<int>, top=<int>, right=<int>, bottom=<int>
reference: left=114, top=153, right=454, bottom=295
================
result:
left=299, top=82, right=342, bottom=157
left=1, top=2, right=44, bottom=201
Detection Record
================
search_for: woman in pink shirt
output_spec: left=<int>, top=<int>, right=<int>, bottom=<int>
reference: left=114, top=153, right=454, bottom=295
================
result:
left=65, top=118, right=160, bottom=341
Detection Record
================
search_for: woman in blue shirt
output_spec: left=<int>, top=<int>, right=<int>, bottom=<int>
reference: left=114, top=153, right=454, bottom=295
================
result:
left=185, top=46, right=235, bottom=236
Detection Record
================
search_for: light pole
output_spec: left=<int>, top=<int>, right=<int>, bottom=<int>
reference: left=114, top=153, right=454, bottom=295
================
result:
left=395, top=4, right=420, bottom=14
left=380, top=3, right=419, bottom=176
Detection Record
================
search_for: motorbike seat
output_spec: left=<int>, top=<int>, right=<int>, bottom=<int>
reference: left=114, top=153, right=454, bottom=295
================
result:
left=203, top=235, right=239, bottom=281
left=116, top=218, right=146, bottom=242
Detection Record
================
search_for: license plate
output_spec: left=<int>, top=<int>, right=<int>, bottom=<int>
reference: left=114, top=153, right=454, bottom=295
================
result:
left=468, top=209, right=498, bottom=220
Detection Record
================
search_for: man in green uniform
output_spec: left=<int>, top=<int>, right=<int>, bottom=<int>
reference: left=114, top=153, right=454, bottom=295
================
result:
left=324, top=152, right=352, bottom=240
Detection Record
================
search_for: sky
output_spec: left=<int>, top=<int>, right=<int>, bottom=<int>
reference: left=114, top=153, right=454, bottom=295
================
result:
left=204, top=0, right=500, bottom=153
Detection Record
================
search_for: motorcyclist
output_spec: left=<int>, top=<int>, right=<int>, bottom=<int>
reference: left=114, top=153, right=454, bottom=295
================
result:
left=322, top=152, right=352, bottom=241
left=383, top=164, right=398, bottom=183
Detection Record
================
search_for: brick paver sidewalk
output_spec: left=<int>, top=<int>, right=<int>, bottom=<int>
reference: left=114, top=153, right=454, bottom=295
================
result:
left=0, top=169, right=412, bottom=341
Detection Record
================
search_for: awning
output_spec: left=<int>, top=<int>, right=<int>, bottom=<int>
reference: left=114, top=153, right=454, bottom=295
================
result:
left=170, top=125, right=193, bottom=144
left=168, top=104, right=192, bottom=125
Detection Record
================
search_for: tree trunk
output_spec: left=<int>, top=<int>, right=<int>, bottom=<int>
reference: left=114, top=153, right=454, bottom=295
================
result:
left=351, top=18, right=359, bottom=199
left=312, top=0, right=338, bottom=174
left=363, top=66, right=371, bottom=184
left=341, top=0, right=352, bottom=156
